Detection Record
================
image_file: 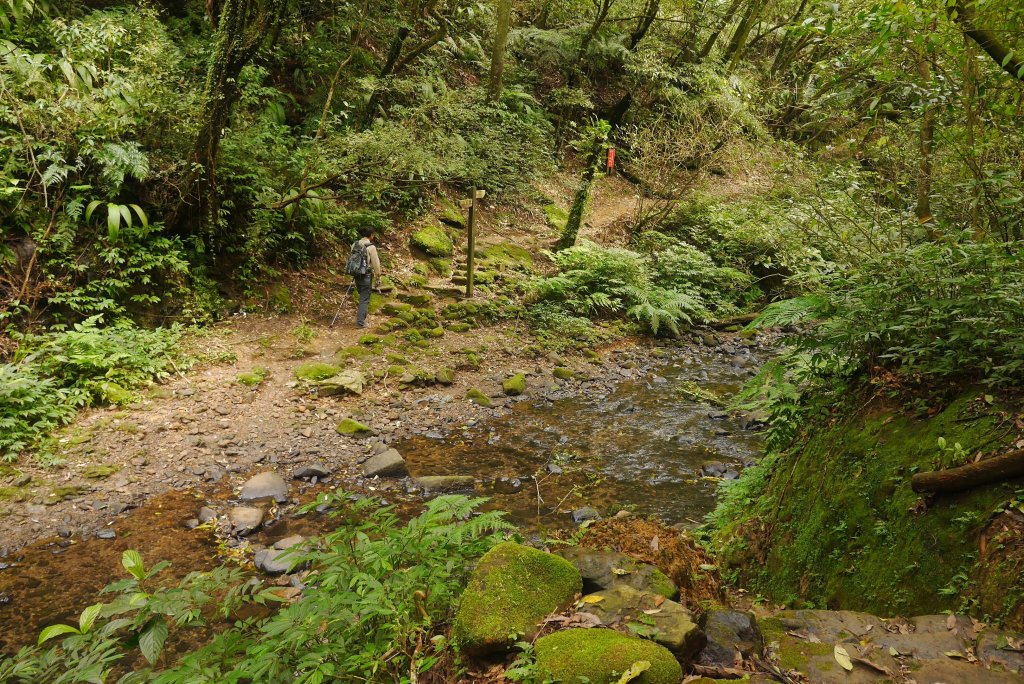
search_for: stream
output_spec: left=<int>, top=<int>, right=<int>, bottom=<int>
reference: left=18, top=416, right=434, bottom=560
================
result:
left=0, top=337, right=767, bottom=654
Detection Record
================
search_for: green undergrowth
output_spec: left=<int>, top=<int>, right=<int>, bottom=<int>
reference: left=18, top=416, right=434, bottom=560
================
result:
left=709, top=389, right=1023, bottom=621
left=1, top=318, right=186, bottom=464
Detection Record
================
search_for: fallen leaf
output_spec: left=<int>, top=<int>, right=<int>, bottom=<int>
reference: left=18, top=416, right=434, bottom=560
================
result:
left=654, top=595, right=665, bottom=607
left=611, top=567, right=631, bottom=576
left=581, top=595, right=605, bottom=604
left=834, top=645, right=854, bottom=671
left=615, top=661, right=651, bottom=684
left=649, top=535, right=660, bottom=552
left=698, top=563, right=718, bottom=571
left=944, top=650, right=967, bottom=660
left=642, top=609, right=662, bottom=615
left=889, top=646, right=900, bottom=657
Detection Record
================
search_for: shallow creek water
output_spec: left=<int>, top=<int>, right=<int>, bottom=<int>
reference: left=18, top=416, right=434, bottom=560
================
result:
left=0, top=341, right=765, bottom=654
left=397, top=345, right=764, bottom=530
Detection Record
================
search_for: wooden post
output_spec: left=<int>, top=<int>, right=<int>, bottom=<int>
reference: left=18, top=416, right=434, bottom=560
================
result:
left=463, top=188, right=486, bottom=298
left=466, top=187, right=476, bottom=298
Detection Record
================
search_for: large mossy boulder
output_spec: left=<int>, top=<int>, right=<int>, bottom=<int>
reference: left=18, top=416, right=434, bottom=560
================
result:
left=410, top=225, right=454, bottom=258
left=454, top=542, right=582, bottom=655
left=579, top=585, right=705, bottom=660
left=502, top=373, right=526, bottom=396
left=535, top=629, right=682, bottom=684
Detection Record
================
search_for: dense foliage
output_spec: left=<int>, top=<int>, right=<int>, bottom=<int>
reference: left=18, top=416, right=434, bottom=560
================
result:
left=0, top=495, right=513, bottom=683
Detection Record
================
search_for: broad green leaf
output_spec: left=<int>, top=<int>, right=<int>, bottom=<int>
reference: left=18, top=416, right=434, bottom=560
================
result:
left=119, top=204, right=132, bottom=229
left=38, top=623, right=80, bottom=645
left=79, top=602, right=103, bottom=633
left=122, top=549, right=145, bottom=580
left=107, top=203, right=120, bottom=241
left=85, top=199, right=102, bottom=223
left=129, top=204, right=148, bottom=228
left=139, top=616, right=168, bottom=665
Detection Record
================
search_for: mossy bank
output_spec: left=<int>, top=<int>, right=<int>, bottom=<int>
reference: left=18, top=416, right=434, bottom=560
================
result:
left=710, top=389, right=1024, bottom=626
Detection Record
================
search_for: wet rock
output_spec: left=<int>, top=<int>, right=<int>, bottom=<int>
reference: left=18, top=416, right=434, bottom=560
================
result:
left=416, top=475, right=475, bottom=493
left=273, top=535, right=306, bottom=550
left=254, top=548, right=295, bottom=575
left=571, top=507, right=601, bottom=524
left=556, top=547, right=677, bottom=598
left=977, top=629, right=1024, bottom=674
left=651, top=375, right=668, bottom=384
left=198, top=506, right=218, bottom=523
left=454, top=542, right=581, bottom=655
left=363, top=449, right=408, bottom=478
left=293, top=463, right=331, bottom=480
left=579, top=584, right=705, bottom=660
left=536, top=629, right=682, bottom=684
left=239, top=472, right=288, bottom=503
left=697, top=609, right=763, bottom=667
left=184, top=518, right=200, bottom=529
left=701, top=462, right=726, bottom=478
left=96, top=529, right=116, bottom=540
left=228, top=506, right=264, bottom=535
left=723, top=469, right=740, bottom=480
left=546, top=463, right=563, bottom=475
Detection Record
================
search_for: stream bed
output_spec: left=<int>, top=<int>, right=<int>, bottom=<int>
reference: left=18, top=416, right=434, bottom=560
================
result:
left=0, top=337, right=767, bottom=654
left=398, top=343, right=765, bottom=530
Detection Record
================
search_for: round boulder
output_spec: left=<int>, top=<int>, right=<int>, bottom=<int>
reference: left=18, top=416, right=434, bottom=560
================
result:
left=535, top=628, right=682, bottom=684
left=239, top=472, right=289, bottom=503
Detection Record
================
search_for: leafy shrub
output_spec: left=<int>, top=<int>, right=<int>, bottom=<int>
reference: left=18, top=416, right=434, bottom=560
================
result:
left=530, top=242, right=709, bottom=335
left=1, top=318, right=184, bottom=461
left=0, top=495, right=514, bottom=682
left=637, top=231, right=754, bottom=313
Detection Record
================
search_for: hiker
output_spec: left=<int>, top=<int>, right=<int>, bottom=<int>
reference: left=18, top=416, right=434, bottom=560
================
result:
left=346, top=225, right=382, bottom=328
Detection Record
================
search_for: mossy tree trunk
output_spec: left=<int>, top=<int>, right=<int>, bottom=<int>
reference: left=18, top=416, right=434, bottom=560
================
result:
left=170, top=0, right=286, bottom=235
left=487, top=0, right=513, bottom=101
left=557, top=121, right=610, bottom=251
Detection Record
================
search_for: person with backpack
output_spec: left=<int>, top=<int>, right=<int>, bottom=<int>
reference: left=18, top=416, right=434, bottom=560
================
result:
left=346, top=225, right=382, bottom=328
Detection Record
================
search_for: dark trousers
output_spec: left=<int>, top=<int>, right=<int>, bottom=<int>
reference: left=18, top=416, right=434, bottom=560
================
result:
left=354, top=274, right=373, bottom=327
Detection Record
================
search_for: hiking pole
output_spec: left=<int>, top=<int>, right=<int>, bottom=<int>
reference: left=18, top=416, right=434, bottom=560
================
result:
left=330, top=284, right=355, bottom=327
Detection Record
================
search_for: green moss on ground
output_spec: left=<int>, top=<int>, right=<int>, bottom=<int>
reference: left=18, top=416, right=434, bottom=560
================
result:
left=543, top=203, right=569, bottom=232
left=478, top=242, right=534, bottom=271
left=503, top=373, right=526, bottom=396
left=711, top=390, right=1021, bottom=618
left=535, top=628, right=682, bottom=684
left=295, top=362, right=340, bottom=381
left=358, top=334, right=381, bottom=346
left=83, top=464, right=118, bottom=479
left=454, top=542, right=582, bottom=654
left=466, top=388, right=492, bottom=407
left=410, top=225, right=454, bottom=257
left=336, top=418, right=371, bottom=435
left=237, top=367, right=270, bottom=387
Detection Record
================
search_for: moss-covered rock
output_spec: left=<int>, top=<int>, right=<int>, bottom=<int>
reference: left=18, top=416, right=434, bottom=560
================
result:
left=454, top=542, right=582, bottom=654
left=467, top=388, right=492, bottom=407
left=422, top=326, right=445, bottom=338
left=83, top=464, right=119, bottom=479
left=237, top=367, right=270, bottom=387
left=337, top=345, right=374, bottom=361
left=435, top=368, right=456, bottom=385
left=448, top=322, right=472, bottom=333
left=100, top=382, right=133, bottom=404
left=295, top=362, right=340, bottom=382
left=535, top=629, right=682, bottom=684
left=381, top=301, right=413, bottom=316
left=478, top=242, right=534, bottom=271
left=410, top=225, right=454, bottom=257
left=336, top=418, right=371, bottom=435
left=427, top=257, right=451, bottom=276
left=358, top=334, right=381, bottom=346
left=502, top=373, right=526, bottom=396
left=399, top=292, right=433, bottom=307
left=553, top=366, right=575, bottom=380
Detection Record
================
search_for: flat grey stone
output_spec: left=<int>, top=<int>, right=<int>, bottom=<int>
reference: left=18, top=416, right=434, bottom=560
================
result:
left=254, top=548, right=295, bottom=575
left=239, top=472, right=288, bottom=503
left=197, top=506, right=218, bottom=523
left=293, top=463, right=331, bottom=479
left=362, top=449, right=408, bottom=478
left=228, top=506, right=263, bottom=535
left=571, top=506, right=601, bottom=524
left=273, top=535, right=306, bottom=550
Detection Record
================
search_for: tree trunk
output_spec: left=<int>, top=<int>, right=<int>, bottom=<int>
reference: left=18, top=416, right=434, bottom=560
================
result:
left=915, top=24, right=936, bottom=232
left=698, top=0, right=744, bottom=59
left=723, top=0, right=765, bottom=72
left=488, top=0, right=513, bottom=101
left=169, top=0, right=285, bottom=234
left=911, top=449, right=1024, bottom=495
left=950, top=0, right=1024, bottom=81
left=557, top=125, right=609, bottom=251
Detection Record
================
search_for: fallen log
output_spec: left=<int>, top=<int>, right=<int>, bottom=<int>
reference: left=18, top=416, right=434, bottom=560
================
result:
left=710, top=312, right=759, bottom=330
left=911, top=448, right=1024, bottom=495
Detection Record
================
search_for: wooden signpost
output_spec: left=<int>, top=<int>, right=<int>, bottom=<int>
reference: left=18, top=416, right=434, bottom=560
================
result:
left=459, top=188, right=486, bottom=298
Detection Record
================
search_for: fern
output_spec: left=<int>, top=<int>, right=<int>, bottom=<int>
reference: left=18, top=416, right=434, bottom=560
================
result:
left=748, top=294, right=831, bottom=329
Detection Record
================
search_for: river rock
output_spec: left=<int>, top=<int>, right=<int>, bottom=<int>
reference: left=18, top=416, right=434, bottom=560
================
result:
left=416, top=475, right=475, bottom=492
left=273, top=535, right=306, bottom=550
left=197, top=506, right=218, bottom=523
left=363, top=449, right=408, bottom=477
left=977, top=629, right=1024, bottom=673
left=556, top=547, right=677, bottom=598
left=697, top=609, right=763, bottom=667
left=254, top=548, right=295, bottom=575
left=293, top=463, right=331, bottom=480
left=701, top=461, right=727, bottom=477
left=453, top=542, right=582, bottom=655
left=96, top=529, right=116, bottom=540
left=316, top=369, right=365, bottom=396
left=571, top=506, right=601, bottom=524
left=579, top=584, right=705, bottom=660
left=535, top=628, right=682, bottom=684
left=228, top=506, right=263, bottom=534
left=239, top=472, right=288, bottom=503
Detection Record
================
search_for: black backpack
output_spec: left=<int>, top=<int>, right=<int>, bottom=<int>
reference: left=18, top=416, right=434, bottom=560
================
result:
left=345, top=240, right=370, bottom=276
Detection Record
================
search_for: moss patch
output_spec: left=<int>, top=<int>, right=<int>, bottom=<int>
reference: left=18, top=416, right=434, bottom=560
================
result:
left=237, top=367, right=270, bottom=387
left=410, top=225, right=454, bottom=258
left=535, top=628, right=682, bottom=684
left=712, top=390, right=1021, bottom=619
left=83, top=464, right=119, bottom=479
left=553, top=367, right=574, bottom=380
left=503, top=373, right=526, bottom=396
left=295, top=362, right=340, bottom=382
left=478, top=242, right=534, bottom=271
left=454, top=542, right=582, bottom=654
left=336, top=418, right=371, bottom=435
left=467, top=388, right=492, bottom=407
left=543, top=203, right=569, bottom=232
